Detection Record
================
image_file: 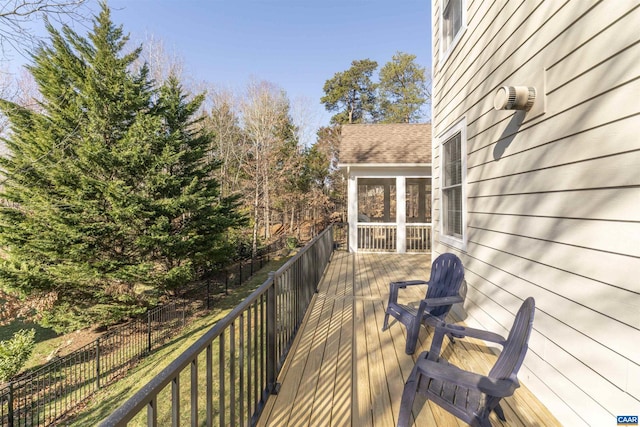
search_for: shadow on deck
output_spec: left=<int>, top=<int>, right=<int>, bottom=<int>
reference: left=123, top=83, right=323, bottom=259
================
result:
left=258, top=252, right=560, bottom=427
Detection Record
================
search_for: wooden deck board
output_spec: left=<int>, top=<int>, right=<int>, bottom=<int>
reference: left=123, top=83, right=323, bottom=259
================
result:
left=326, top=251, right=352, bottom=426
left=353, top=299, right=373, bottom=427
left=258, top=252, right=560, bottom=427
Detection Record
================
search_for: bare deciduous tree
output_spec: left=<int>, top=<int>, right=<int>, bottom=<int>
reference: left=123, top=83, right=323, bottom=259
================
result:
left=203, top=86, right=245, bottom=197
left=131, top=33, right=185, bottom=84
left=0, top=0, right=88, bottom=59
left=0, top=68, right=42, bottom=150
left=241, top=79, right=294, bottom=254
left=290, top=95, right=322, bottom=149
left=0, top=67, right=13, bottom=136
left=13, top=68, right=42, bottom=110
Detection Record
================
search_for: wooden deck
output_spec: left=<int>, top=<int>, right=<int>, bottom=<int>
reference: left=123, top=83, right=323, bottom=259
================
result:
left=258, top=252, right=560, bottom=427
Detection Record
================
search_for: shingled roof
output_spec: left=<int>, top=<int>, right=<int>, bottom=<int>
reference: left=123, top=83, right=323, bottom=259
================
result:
left=339, top=123, right=431, bottom=165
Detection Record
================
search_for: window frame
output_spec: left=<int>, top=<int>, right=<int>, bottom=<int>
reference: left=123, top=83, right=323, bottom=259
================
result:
left=440, top=0, right=466, bottom=62
left=439, top=117, right=467, bottom=250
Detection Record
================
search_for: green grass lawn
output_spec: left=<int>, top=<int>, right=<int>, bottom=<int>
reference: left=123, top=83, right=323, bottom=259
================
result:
left=64, top=256, right=291, bottom=426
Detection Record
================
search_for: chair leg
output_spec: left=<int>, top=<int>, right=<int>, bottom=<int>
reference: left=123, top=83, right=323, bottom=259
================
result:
left=405, top=338, right=417, bottom=355
left=382, top=312, right=390, bottom=331
left=397, top=376, right=419, bottom=427
left=405, top=320, right=420, bottom=355
left=494, top=403, right=506, bottom=421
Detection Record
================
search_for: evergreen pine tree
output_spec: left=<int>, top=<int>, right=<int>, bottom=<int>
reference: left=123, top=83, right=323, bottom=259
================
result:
left=144, top=75, right=245, bottom=291
left=0, top=4, right=244, bottom=331
left=378, top=52, right=430, bottom=123
left=321, top=59, right=378, bottom=124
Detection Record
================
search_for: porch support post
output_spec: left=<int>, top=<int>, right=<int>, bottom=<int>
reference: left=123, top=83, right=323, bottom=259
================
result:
left=419, top=180, right=427, bottom=222
left=348, top=173, right=358, bottom=252
left=397, top=176, right=406, bottom=253
left=384, top=185, right=391, bottom=221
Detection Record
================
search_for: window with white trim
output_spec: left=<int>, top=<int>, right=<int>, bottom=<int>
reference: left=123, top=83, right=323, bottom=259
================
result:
left=441, top=0, right=464, bottom=58
left=440, top=119, right=466, bottom=249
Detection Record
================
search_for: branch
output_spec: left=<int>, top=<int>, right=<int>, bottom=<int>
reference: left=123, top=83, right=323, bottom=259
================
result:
left=0, top=0, right=89, bottom=60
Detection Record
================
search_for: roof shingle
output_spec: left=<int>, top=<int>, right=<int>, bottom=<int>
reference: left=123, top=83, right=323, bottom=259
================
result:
left=339, top=123, right=431, bottom=165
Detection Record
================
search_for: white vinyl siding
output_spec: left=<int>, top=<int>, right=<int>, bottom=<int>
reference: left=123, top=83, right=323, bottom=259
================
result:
left=431, top=1, right=640, bottom=426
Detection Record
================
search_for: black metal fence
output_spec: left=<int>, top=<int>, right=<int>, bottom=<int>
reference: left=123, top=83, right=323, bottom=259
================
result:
left=0, top=302, right=188, bottom=426
left=222, top=236, right=288, bottom=295
left=0, top=235, right=290, bottom=427
left=98, top=225, right=335, bottom=426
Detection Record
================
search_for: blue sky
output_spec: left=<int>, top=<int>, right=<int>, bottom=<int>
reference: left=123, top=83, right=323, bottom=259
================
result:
left=9, top=0, right=432, bottom=129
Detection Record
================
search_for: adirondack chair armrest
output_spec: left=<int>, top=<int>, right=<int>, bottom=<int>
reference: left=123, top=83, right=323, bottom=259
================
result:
left=419, top=294, right=464, bottom=309
left=435, top=323, right=507, bottom=345
left=415, top=358, right=518, bottom=397
left=415, top=297, right=464, bottom=343
left=391, top=280, right=429, bottom=290
left=389, top=280, right=430, bottom=304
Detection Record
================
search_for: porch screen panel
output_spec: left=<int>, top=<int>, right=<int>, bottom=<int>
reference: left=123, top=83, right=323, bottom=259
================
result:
left=406, top=178, right=432, bottom=223
left=357, top=178, right=396, bottom=223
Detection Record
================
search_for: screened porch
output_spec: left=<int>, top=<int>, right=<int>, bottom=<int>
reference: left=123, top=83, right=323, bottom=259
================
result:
left=355, top=177, right=432, bottom=253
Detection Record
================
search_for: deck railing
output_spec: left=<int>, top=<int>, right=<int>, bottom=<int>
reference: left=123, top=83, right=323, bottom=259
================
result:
left=99, top=226, right=334, bottom=426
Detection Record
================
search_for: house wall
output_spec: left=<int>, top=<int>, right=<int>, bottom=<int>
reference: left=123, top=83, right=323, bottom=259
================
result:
left=346, top=166, right=431, bottom=253
left=431, top=1, right=640, bottom=425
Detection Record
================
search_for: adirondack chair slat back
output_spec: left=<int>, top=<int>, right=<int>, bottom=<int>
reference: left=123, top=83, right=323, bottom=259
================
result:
left=424, top=253, right=465, bottom=317
left=488, top=297, right=535, bottom=381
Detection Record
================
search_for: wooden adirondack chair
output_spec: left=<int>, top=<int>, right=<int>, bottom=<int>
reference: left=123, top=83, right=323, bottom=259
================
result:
left=382, top=253, right=465, bottom=355
left=397, top=297, right=536, bottom=427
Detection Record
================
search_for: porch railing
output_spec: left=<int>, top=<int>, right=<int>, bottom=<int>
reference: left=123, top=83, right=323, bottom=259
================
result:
left=357, top=224, right=397, bottom=252
left=99, top=226, right=334, bottom=426
left=406, top=224, right=432, bottom=252
left=357, top=224, right=432, bottom=253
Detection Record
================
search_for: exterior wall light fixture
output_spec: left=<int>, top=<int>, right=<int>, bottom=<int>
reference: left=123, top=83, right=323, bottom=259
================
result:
left=493, top=86, right=536, bottom=111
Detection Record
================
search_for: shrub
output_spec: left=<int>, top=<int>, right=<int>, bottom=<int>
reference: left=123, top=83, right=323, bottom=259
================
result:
left=0, top=329, right=36, bottom=382
left=286, top=236, right=299, bottom=249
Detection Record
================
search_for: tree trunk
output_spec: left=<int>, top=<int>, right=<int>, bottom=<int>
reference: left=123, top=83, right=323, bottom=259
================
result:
left=264, top=171, right=270, bottom=240
left=252, top=165, right=260, bottom=257
left=290, top=204, right=295, bottom=234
